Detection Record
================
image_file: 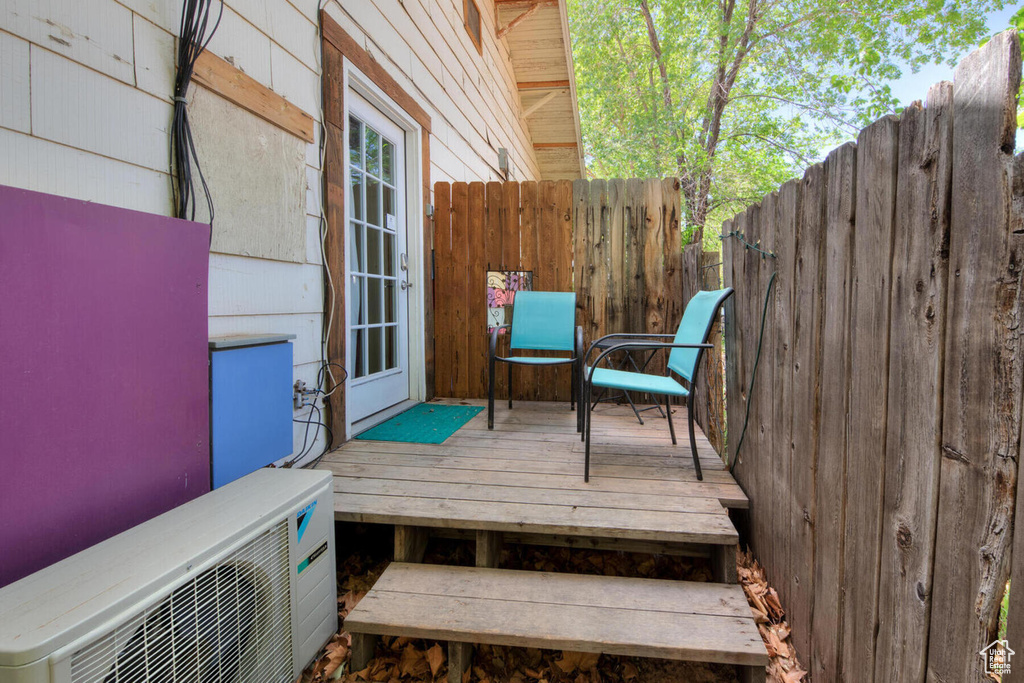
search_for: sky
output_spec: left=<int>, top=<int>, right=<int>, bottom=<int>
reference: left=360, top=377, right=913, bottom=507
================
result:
left=808, top=4, right=1022, bottom=158
left=887, top=4, right=1020, bottom=106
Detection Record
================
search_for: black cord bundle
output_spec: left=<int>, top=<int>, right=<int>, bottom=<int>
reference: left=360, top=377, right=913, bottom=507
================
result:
left=172, top=0, right=223, bottom=224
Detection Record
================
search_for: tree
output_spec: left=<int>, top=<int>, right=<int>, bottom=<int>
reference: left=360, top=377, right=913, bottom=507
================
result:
left=568, top=0, right=1006, bottom=243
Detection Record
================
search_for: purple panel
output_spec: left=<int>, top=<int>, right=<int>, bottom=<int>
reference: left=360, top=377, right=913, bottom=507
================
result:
left=0, top=185, right=211, bottom=587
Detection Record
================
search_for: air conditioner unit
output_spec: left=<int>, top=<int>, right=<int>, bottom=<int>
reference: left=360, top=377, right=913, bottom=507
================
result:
left=0, top=468, right=337, bottom=683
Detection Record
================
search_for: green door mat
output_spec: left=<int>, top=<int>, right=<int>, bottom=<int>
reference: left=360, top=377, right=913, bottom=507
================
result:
left=354, top=404, right=484, bottom=444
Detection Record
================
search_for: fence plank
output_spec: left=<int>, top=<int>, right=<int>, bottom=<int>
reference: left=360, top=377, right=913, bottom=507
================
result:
left=642, top=179, right=667, bottom=386
left=450, top=182, right=471, bottom=398
left=573, top=179, right=591, bottom=337
left=873, top=85, right=953, bottom=683
left=929, top=31, right=1022, bottom=683
left=466, top=182, right=487, bottom=399
left=772, top=179, right=800, bottom=627
left=519, top=180, right=541, bottom=402
left=755, top=193, right=777, bottom=575
left=502, top=182, right=521, bottom=272
left=626, top=179, right=646, bottom=335
left=699, top=250, right=725, bottom=455
left=723, top=214, right=747, bottom=474
left=788, top=161, right=826, bottom=662
left=433, top=182, right=453, bottom=397
left=842, top=114, right=900, bottom=683
left=810, top=142, right=856, bottom=682
left=589, top=179, right=610, bottom=346
left=663, top=178, right=684, bottom=339
left=739, top=200, right=767, bottom=562
left=608, top=179, right=626, bottom=336
left=484, top=182, right=505, bottom=400
left=502, top=182, right=522, bottom=401
left=1004, top=150, right=1024, bottom=665
left=554, top=180, right=575, bottom=402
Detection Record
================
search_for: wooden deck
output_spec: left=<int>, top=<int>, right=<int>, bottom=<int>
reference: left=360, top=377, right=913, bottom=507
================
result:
left=321, top=398, right=747, bottom=552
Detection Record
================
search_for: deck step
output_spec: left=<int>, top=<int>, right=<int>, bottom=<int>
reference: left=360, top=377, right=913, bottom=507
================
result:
left=344, top=563, right=768, bottom=682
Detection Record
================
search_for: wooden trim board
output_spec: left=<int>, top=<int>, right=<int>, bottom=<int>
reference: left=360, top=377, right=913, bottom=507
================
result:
left=192, top=50, right=314, bottom=143
left=320, top=12, right=435, bottom=441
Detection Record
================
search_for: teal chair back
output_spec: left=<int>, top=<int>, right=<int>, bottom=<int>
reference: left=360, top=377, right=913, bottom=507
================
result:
left=509, top=291, right=577, bottom=352
left=667, top=288, right=734, bottom=383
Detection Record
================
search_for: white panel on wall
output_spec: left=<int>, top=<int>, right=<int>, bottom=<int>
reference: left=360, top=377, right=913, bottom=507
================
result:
left=0, top=32, right=30, bottom=133
left=30, top=48, right=172, bottom=173
left=1, top=0, right=135, bottom=84
left=0, top=127, right=172, bottom=214
left=263, top=0, right=318, bottom=69
left=115, top=0, right=182, bottom=35
left=189, top=86, right=307, bottom=263
left=208, top=314, right=324, bottom=366
left=204, top=4, right=273, bottom=88
left=270, top=43, right=320, bottom=118
left=208, top=253, right=323, bottom=316
left=132, top=14, right=174, bottom=101
left=306, top=215, right=324, bottom=265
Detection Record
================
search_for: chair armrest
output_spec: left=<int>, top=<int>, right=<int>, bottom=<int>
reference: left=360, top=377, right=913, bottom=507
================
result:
left=583, top=333, right=676, bottom=364
left=489, top=324, right=511, bottom=359
left=585, top=342, right=713, bottom=384
left=575, top=326, right=584, bottom=362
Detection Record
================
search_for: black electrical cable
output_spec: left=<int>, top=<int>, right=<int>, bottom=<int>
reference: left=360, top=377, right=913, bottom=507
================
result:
left=172, top=0, right=223, bottom=226
left=728, top=270, right=777, bottom=473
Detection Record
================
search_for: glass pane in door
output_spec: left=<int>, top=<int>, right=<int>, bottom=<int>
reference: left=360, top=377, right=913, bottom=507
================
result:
left=349, top=113, right=401, bottom=380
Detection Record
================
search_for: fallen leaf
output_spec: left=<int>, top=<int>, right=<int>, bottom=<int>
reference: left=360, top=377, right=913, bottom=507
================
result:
left=426, top=644, right=445, bottom=677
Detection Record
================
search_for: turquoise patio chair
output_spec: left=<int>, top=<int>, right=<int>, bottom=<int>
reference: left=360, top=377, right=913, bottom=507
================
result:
left=580, top=288, right=734, bottom=482
left=488, top=291, right=584, bottom=430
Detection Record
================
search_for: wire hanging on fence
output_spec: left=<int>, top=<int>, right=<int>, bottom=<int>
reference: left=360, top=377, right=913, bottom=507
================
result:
left=720, top=229, right=777, bottom=260
left=171, top=0, right=223, bottom=226
left=728, top=270, right=777, bottom=474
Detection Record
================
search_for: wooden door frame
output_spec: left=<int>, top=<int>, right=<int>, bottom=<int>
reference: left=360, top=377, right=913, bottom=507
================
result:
left=321, top=12, right=434, bottom=443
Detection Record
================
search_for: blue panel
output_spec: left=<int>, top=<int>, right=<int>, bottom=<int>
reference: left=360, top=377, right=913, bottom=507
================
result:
left=211, top=342, right=293, bottom=488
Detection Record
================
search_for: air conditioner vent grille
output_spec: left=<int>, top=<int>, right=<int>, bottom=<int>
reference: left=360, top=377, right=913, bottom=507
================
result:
left=69, top=520, right=292, bottom=683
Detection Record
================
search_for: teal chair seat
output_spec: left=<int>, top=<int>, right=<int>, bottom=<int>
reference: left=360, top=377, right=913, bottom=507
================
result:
left=586, top=367, right=690, bottom=397
left=580, top=288, right=734, bottom=482
left=488, top=291, right=583, bottom=430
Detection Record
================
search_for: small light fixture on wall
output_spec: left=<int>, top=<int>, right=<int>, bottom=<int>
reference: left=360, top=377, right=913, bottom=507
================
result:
left=498, top=147, right=513, bottom=180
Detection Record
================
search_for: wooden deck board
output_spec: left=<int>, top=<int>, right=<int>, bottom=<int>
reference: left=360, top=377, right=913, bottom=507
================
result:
left=345, top=564, right=768, bottom=667
left=323, top=398, right=749, bottom=546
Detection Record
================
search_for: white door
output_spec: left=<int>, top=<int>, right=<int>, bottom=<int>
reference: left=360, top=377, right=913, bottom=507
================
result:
left=346, top=94, right=410, bottom=424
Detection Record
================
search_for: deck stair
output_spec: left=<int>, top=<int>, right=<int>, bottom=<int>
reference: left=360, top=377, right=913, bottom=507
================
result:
left=345, top=563, right=768, bottom=682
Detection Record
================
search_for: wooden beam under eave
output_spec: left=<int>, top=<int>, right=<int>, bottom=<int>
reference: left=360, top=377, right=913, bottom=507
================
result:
left=518, top=80, right=571, bottom=90
left=534, top=142, right=578, bottom=148
left=523, top=89, right=564, bottom=118
left=496, top=1, right=541, bottom=39
left=192, top=50, right=315, bottom=143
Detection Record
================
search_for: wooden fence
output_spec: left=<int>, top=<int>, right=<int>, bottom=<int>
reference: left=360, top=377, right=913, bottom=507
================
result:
left=722, top=32, right=1023, bottom=682
left=432, top=178, right=725, bottom=452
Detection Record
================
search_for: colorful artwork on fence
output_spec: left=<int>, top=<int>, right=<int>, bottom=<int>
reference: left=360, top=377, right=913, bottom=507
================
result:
left=487, top=270, right=533, bottom=333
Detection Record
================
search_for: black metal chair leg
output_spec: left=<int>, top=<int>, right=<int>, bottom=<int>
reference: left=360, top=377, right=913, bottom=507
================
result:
left=581, top=374, right=587, bottom=441
left=665, top=395, right=677, bottom=445
left=570, top=361, right=576, bottom=412
left=688, top=393, right=702, bottom=481
left=507, top=363, right=513, bottom=409
left=488, top=356, right=497, bottom=429
left=584, top=379, right=593, bottom=482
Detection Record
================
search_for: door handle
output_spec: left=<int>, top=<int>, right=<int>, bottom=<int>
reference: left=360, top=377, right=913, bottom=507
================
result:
left=400, top=253, right=409, bottom=272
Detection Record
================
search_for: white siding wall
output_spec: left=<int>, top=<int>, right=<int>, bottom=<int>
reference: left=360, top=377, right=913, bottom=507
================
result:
left=0, top=0, right=541, bottom=462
